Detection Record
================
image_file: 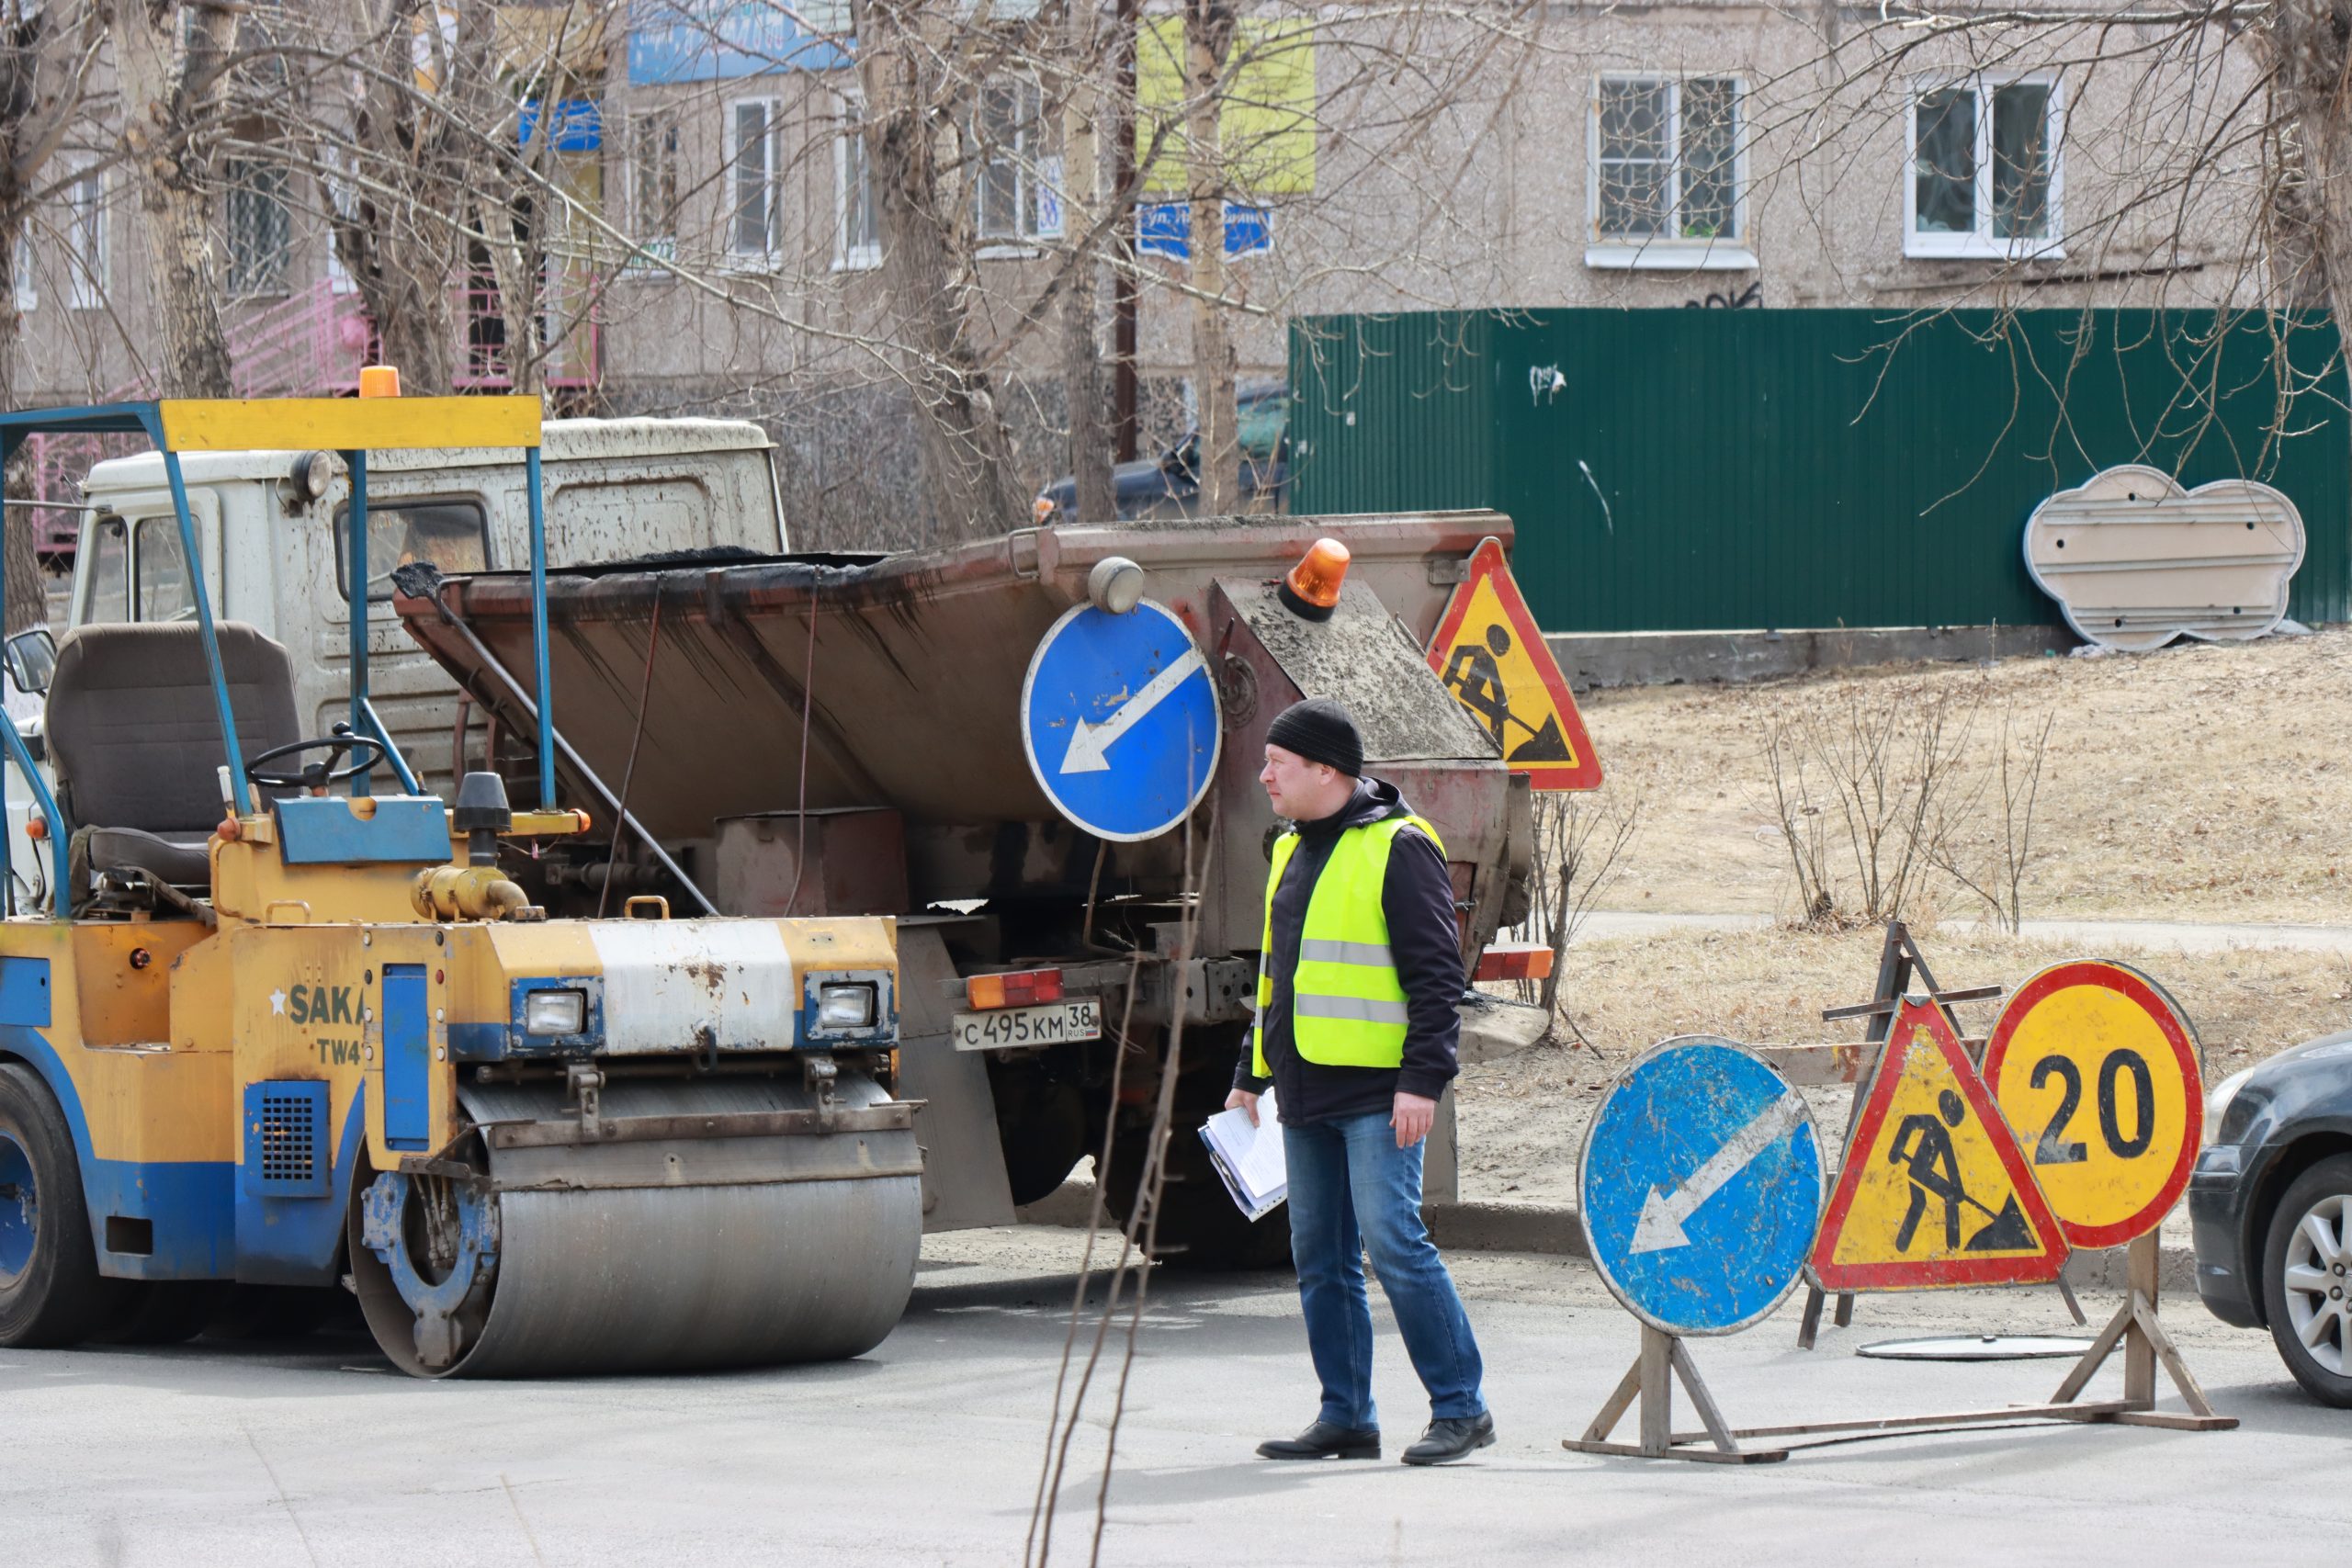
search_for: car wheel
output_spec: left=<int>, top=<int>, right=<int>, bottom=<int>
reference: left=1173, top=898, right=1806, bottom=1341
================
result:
left=0, top=1062, right=121, bottom=1348
left=2259, top=1153, right=2352, bottom=1407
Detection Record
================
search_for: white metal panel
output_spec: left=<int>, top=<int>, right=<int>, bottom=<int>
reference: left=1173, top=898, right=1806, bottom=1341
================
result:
left=587, top=918, right=798, bottom=1054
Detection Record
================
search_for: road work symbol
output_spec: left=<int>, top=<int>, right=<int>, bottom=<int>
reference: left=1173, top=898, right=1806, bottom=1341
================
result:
left=1582, top=1036, right=1823, bottom=1336
left=1424, top=536, right=1600, bottom=790
left=1811, top=998, right=2067, bottom=1292
left=1021, top=597, right=1219, bottom=842
left=1983, top=960, right=2203, bottom=1249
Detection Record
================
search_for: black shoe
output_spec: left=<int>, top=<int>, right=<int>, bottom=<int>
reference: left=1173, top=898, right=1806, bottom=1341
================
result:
left=1399, top=1413, right=1496, bottom=1466
left=1257, top=1420, right=1381, bottom=1461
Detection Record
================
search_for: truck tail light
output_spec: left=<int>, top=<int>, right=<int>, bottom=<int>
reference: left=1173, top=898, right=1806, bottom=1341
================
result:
left=967, top=967, right=1066, bottom=1010
left=1474, top=943, right=1555, bottom=983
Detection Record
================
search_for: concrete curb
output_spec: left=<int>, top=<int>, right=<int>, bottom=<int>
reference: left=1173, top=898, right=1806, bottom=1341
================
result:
left=1022, top=1189, right=2200, bottom=1293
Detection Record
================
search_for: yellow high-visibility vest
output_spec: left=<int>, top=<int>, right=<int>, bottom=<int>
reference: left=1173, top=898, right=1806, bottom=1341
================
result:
left=1252, top=814, right=1446, bottom=1076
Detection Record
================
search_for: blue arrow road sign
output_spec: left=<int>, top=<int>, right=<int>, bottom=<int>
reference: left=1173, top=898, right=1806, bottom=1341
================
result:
left=1021, top=599, right=1220, bottom=842
left=1580, top=1036, right=1824, bottom=1336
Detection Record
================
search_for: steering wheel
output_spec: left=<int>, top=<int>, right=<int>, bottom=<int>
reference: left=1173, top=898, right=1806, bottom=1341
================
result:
left=245, top=728, right=386, bottom=792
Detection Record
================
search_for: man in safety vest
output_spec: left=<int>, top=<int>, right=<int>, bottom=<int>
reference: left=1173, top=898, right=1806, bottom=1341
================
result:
left=1228, top=697, right=1494, bottom=1466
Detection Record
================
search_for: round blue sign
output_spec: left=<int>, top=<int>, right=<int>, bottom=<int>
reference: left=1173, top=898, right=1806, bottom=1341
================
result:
left=1580, top=1036, right=1824, bottom=1336
left=1020, top=598, right=1220, bottom=842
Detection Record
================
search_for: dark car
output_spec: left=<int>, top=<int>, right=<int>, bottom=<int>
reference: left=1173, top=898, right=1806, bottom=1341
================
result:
left=2190, top=1030, right=2352, bottom=1404
left=1034, top=383, right=1286, bottom=524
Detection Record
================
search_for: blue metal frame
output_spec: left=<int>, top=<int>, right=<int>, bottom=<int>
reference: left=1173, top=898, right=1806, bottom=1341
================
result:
left=0, top=398, right=549, bottom=919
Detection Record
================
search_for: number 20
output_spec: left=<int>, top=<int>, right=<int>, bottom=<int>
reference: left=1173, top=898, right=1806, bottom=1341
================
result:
left=2030, top=1049, right=2154, bottom=1165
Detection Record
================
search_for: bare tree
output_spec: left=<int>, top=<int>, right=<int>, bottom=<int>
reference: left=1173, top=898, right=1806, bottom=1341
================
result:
left=0, top=0, right=100, bottom=631
left=109, top=0, right=235, bottom=397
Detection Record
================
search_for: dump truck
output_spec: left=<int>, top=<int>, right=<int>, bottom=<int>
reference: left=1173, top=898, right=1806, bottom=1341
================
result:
left=394, top=513, right=1560, bottom=1266
left=0, top=394, right=917, bottom=1376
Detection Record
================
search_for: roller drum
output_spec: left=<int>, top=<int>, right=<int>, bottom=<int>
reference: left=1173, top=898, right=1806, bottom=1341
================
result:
left=351, top=1072, right=922, bottom=1379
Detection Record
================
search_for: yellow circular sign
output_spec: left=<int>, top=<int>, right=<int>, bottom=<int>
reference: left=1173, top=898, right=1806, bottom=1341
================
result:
left=1982, top=961, right=2202, bottom=1248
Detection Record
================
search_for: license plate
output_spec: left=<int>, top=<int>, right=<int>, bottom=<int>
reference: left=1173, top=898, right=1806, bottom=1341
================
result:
left=951, top=998, right=1102, bottom=1050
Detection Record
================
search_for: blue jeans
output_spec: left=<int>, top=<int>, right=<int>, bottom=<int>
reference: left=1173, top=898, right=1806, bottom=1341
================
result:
left=1284, top=1110, right=1486, bottom=1428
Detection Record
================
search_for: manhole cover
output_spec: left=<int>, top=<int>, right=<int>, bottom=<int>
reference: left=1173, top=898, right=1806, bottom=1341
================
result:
left=1857, top=1336, right=2094, bottom=1361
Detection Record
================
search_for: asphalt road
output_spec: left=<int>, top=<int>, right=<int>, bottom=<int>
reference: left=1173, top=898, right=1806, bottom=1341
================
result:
left=1, top=1226, right=2343, bottom=1567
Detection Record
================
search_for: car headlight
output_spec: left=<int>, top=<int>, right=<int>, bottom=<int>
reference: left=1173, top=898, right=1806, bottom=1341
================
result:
left=524, top=987, right=588, bottom=1035
left=2206, top=1065, right=2256, bottom=1136
left=816, top=981, right=876, bottom=1030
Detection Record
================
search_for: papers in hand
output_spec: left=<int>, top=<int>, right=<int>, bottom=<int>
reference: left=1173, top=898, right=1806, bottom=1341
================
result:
left=1200, top=1089, right=1286, bottom=1221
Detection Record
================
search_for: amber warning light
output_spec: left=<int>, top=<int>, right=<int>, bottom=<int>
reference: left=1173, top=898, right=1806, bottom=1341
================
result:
left=1280, top=537, right=1350, bottom=621
left=358, top=364, right=402, bottom=399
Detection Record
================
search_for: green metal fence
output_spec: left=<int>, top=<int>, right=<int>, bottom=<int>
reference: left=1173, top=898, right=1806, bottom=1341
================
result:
left=1287, top=309, right=2350, bottom=632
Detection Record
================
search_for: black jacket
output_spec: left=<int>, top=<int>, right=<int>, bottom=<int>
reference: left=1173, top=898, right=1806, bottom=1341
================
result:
left=1233, top=777, right=1464, bottom=1125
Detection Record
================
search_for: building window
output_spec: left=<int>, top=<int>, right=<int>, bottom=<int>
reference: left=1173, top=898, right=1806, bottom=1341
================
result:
left=974, top=79, right=1046, bottom=248
left=834, top=98, right=880, bottom=271
left=629, top=110, right=680, bottom=268
left=224, top=157, right=291, bottom=297
left=1587, top=76, right=1747, bottom=269
left=12, top=233, right=32, bottom=315
left=729, top=97, right=780, bottom=264
left=63, top=166, right=104, bottom=310
left=1907, top=76, right=2061, bottom=258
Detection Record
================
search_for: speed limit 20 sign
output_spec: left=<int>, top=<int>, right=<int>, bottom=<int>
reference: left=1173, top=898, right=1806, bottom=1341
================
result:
left=1982, top=961, right=2203, bottom=1249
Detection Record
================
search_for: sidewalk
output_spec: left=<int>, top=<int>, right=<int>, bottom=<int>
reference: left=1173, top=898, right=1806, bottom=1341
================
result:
left=1576, top=909, right=2352, bottom=954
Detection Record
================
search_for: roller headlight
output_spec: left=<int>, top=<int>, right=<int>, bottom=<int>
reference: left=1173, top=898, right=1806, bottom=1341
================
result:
left=816, top=981, right=877, bottom=1030
left=524, top=987, right=588, bottom=1035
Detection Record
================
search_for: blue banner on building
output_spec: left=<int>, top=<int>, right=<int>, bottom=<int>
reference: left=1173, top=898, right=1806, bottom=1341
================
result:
left=628, top=0, right=849, bottom=83
left=519, top=99, right=603, bottom=152
left=1136, top=202, right=1272, bottom=263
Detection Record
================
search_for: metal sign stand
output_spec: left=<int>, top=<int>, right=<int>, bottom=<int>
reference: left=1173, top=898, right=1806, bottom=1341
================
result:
left=2046, top=1230, right=2234, bottom=1431
left=1795, top=922, right=2085, bottom=1348
left=1567, top=1230, right=2233, bottom=1462
left=1564, top=1324, right=1790, bottom=1465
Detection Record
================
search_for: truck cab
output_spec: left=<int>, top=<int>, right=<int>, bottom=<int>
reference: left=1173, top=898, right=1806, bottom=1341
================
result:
left=64, top=419, right=785, bottom=797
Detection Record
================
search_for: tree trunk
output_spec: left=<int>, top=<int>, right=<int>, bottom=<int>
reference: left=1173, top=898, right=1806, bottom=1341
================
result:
left=1185, top=0, right=1237, bottom=516
left=0, top=235, right=42, bottom=634
left=2269, top=0, right=2352, bottom=493
left=111, top=0, right=236, bottom=399
left=1062, top=6, right=1114, bottom=524
left=855, top=0, right=1029, bottom=544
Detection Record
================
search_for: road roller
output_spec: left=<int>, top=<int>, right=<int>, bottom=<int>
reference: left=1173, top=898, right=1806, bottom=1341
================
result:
left=0, top=392, right=919, bottom=1376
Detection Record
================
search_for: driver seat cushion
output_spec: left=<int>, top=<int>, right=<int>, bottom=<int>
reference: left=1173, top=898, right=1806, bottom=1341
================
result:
left=73, top=827, right=214, bottom=887
left=46, top=621, right=303, bottom=854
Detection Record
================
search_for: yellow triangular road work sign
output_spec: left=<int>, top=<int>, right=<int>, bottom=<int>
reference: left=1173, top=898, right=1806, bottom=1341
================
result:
left=1810, top=997, right=2068, bottom=1291
left=1425, top=537, right=1601, bottom=790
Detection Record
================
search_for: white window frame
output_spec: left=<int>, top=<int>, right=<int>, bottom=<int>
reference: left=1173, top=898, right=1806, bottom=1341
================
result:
left=63, top=164, right=105, bottom=310
left=726, top=95, right=783, bottom=268
left=1905, top=73, right=2065, bottom=261
left=973, top=77, right=1046, bottom=257
left=11, top=233, right=31, bottom=315
left=833, top=95, right=880, bottom=272
left=322, top=146, right=358, bottom=295
left=1585, top=73, right=1754, bottom=272
left=628, top=108, right=681, bottom=272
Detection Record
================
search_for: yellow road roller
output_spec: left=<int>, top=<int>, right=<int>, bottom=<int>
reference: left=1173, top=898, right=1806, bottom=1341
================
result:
left=0, top=391, right=918, bottom=1375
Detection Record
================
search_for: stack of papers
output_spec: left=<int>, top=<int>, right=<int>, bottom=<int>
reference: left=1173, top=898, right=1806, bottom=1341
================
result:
left=1199, top=1089, right=1287, bottom=1221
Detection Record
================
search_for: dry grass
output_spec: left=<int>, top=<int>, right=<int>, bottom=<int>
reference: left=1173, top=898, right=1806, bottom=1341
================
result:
left=1457, top=924, right=2352, bottom=1208
left=1580, top=626, right=2352, bottom=924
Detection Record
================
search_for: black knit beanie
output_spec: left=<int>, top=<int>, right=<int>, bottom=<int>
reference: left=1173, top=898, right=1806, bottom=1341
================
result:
left=1265, top=698, right=1363, bottom=777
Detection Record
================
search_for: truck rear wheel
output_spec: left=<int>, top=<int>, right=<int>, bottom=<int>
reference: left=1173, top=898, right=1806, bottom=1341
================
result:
left=0, top=1062, right=121, bottom=1348
left=1101, top=1101, right=1292, bottom=1271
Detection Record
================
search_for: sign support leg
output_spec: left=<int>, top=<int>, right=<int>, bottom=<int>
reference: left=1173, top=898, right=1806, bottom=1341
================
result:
left=2049, top=1232, right=2236, bottom=1431
left=1563, top=1326, right=1790, bottom=1464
